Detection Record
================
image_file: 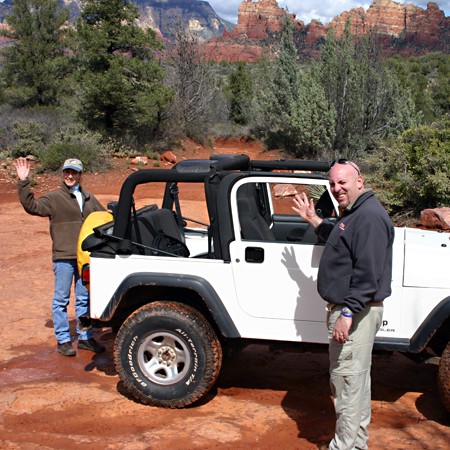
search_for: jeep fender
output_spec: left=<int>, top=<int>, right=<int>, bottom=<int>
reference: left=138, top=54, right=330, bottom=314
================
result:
left=99, top=272, right=240, bottom=338
left=375, top=297, right=450, bottom=353
left=407, top=296, right=450, bottom=353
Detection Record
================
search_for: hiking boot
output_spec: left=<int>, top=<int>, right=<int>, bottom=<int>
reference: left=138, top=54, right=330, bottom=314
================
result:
left=57, top=342, right=76, bottom=357
left=77, top=338, right=105, bottom=353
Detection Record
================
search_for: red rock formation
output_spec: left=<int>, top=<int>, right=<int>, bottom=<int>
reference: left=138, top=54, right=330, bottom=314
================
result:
left=421, top=207, right=450, bottom=230
left=231, top=0, right=290, bottom=39
left=329, top=0, right=448, bottom=52
left=305, top=20, right=327, bottom=45
left=203, top=40, right=264, bottom=63
left=204, top=0, right=298, bottom=62
left=203, top=0, right=450, bottom=63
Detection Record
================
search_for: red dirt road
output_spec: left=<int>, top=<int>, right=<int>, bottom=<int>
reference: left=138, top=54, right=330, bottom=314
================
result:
left=0, top=139, right=449, bottom=449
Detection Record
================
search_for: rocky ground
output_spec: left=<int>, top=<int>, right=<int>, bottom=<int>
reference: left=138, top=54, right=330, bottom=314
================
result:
left=0, top=138, right=449, bottom=449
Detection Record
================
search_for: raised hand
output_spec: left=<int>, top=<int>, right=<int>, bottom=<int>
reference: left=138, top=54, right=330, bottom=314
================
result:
left=14, top=157, right=31, bottom=181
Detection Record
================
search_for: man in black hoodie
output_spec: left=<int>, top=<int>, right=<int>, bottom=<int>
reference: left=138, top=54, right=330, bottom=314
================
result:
left=293, top=160, right=394, bottom=450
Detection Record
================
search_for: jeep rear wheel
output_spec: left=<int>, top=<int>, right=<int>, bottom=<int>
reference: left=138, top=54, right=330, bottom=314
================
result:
left=438, top=341, right=450, bottom=413
left=114, top=301, right=222, bottom=408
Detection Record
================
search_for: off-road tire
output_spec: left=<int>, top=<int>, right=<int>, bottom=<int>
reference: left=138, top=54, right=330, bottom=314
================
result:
left=114, top=301, right=222, bottom=408
left=438, top=341, right=450, bottom=413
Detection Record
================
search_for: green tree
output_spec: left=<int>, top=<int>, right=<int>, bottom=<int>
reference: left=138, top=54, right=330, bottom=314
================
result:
left=0, top=0, right=71, bottom=107
left=319, top=24, right=361, bottom=156
left=224, top=62, right=253, bottom=125
left=365, top=116, right=450, bottom=220
left=271, top=15, right=300, bottom=126
left=319, top=24, right=417, bottom=157
left=355, top=34, right=417, bottom=148
left=250, top=51, right=277, bottom=141
left=251, top=17, right=301, bottom=150
left=288, top=67, right=336, bottom=159
left=74, top=0, right=172, bottom=135
left=392, top=53, right=450, bottom=123
left=429, top=54, right=450, bottom=118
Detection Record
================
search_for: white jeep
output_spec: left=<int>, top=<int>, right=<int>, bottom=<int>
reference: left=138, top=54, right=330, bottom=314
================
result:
left=80, top=154, right=450, bottom=411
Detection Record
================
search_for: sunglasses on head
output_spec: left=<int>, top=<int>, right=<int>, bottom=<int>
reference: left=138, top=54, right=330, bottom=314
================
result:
left=331, top=159, right=361, bottom=175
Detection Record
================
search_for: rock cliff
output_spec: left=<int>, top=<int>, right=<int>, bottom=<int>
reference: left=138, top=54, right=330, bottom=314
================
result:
left=204, top=0, right=450, bottom=62
left=329, top=0, right=449, bottom=52
left=1, top=0, right=449, bottom=60
left=0, top=0, right=233, bottom=42
left=204, top=0, right=302, bottom=62
left=126, top=0, right=233, bottom=41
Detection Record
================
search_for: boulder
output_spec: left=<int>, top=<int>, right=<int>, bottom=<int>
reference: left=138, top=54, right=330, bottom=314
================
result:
left=420, top=207, right=450, bottom=230
left=130, top=156, right=148, bottom=166
left=161, top=151, right=177, bottom=164
left=273, top=184, right=298, bottom=198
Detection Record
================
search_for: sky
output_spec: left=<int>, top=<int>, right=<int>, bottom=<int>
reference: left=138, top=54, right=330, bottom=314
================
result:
left=208, top=0, right=450, bottom=25
left=0, top=0, right=448, bottom=23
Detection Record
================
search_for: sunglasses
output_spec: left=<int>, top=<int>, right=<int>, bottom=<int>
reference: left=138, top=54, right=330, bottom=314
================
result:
left=331, top=159, right=361, bottom=175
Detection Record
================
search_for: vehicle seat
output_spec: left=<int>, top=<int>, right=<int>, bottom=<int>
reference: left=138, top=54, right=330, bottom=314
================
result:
left=315, top=190, right=335, bottom=219
left=131, top=207, right=183, bottom=247
left=237, top=196, right=275, bottom=241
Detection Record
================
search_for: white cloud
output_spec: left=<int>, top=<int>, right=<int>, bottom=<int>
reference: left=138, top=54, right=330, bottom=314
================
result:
left=208, top=0, right=450, bottom=25
left=209, top=1, right=242, bottom=23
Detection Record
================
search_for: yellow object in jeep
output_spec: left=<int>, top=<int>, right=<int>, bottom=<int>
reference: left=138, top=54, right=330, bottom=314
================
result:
left=77, top=211, right=113, bottom=281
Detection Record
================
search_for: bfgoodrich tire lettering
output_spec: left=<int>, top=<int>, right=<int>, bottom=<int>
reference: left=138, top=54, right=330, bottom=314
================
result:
left=438, top=341, right=450, bottom=413
left=114, top=301, right=222, bottom=408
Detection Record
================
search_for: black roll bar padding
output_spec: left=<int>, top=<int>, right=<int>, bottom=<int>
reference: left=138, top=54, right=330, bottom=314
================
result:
left=250, top=160, right=332, bottom=172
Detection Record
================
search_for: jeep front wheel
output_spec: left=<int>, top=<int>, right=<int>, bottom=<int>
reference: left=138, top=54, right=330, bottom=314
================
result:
left=438, top=341, right=450, bottom=413
left=114, top=301, right=222, bottom=408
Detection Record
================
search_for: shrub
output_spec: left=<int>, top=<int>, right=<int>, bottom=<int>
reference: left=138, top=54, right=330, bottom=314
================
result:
left=39, top=136, right=110, bottom=173
left=364, top=116, right=450, bottom=220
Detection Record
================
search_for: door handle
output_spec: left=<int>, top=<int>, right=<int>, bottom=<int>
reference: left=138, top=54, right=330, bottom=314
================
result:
left=245, top=246, right=265, bottom=263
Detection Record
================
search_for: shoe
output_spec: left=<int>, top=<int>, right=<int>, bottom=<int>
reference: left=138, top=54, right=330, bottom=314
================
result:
left=78, top=338, right=105, bottom=353
left=57, top=342, right=76, bottom=357
left=77, top=315, right=92, bottom=331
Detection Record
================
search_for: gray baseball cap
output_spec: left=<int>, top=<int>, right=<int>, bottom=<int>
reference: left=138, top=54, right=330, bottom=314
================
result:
left=62, top=158, right=83, bottom=172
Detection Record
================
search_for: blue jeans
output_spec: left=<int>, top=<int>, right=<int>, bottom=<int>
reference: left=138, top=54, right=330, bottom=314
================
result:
left=52, top=260, right=92, bottom=344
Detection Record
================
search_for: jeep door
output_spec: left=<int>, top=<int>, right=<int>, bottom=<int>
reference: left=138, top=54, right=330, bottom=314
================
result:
left=229, top=178, right=336, bottom=342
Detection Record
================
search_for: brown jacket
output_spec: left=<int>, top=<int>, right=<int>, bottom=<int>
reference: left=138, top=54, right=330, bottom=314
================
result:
left=18, top=179, right=105, bottom=260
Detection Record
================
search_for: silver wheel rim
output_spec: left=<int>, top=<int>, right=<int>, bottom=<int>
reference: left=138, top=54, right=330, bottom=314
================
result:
left=137, top=331, right=191, bottom=385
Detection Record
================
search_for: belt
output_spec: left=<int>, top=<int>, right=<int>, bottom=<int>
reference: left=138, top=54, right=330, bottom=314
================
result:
left=326, top=301, right=383, bottom=312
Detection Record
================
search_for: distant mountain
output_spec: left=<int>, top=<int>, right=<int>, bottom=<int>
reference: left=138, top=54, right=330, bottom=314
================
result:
left=0, top=0, right=234, bottom=41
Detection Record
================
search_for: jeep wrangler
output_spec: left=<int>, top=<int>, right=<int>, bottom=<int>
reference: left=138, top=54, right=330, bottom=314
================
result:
left=80, top=154, right=450, bottom=411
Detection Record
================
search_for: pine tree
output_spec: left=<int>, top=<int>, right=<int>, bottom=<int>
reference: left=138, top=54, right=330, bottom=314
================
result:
left=288, top=67, right=336, bottom=159
left=319, top=22, right=360, bottom=156
left=319, top=22, right=417, bottom=157
left=271, top=15, right=300, bottom=129
left=0, top=0, right=71, bottom=107
left=251, top=16, right=301, bottom=150
left=251, top=51, right=278, bottom=142
left=74, top=0, right=172, bottom=133
left=224, top=62, right=253, bottom=125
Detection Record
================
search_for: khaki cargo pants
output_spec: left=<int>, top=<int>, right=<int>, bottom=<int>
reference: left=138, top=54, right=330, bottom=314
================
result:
left=326, top=304, right=383, bottom=450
